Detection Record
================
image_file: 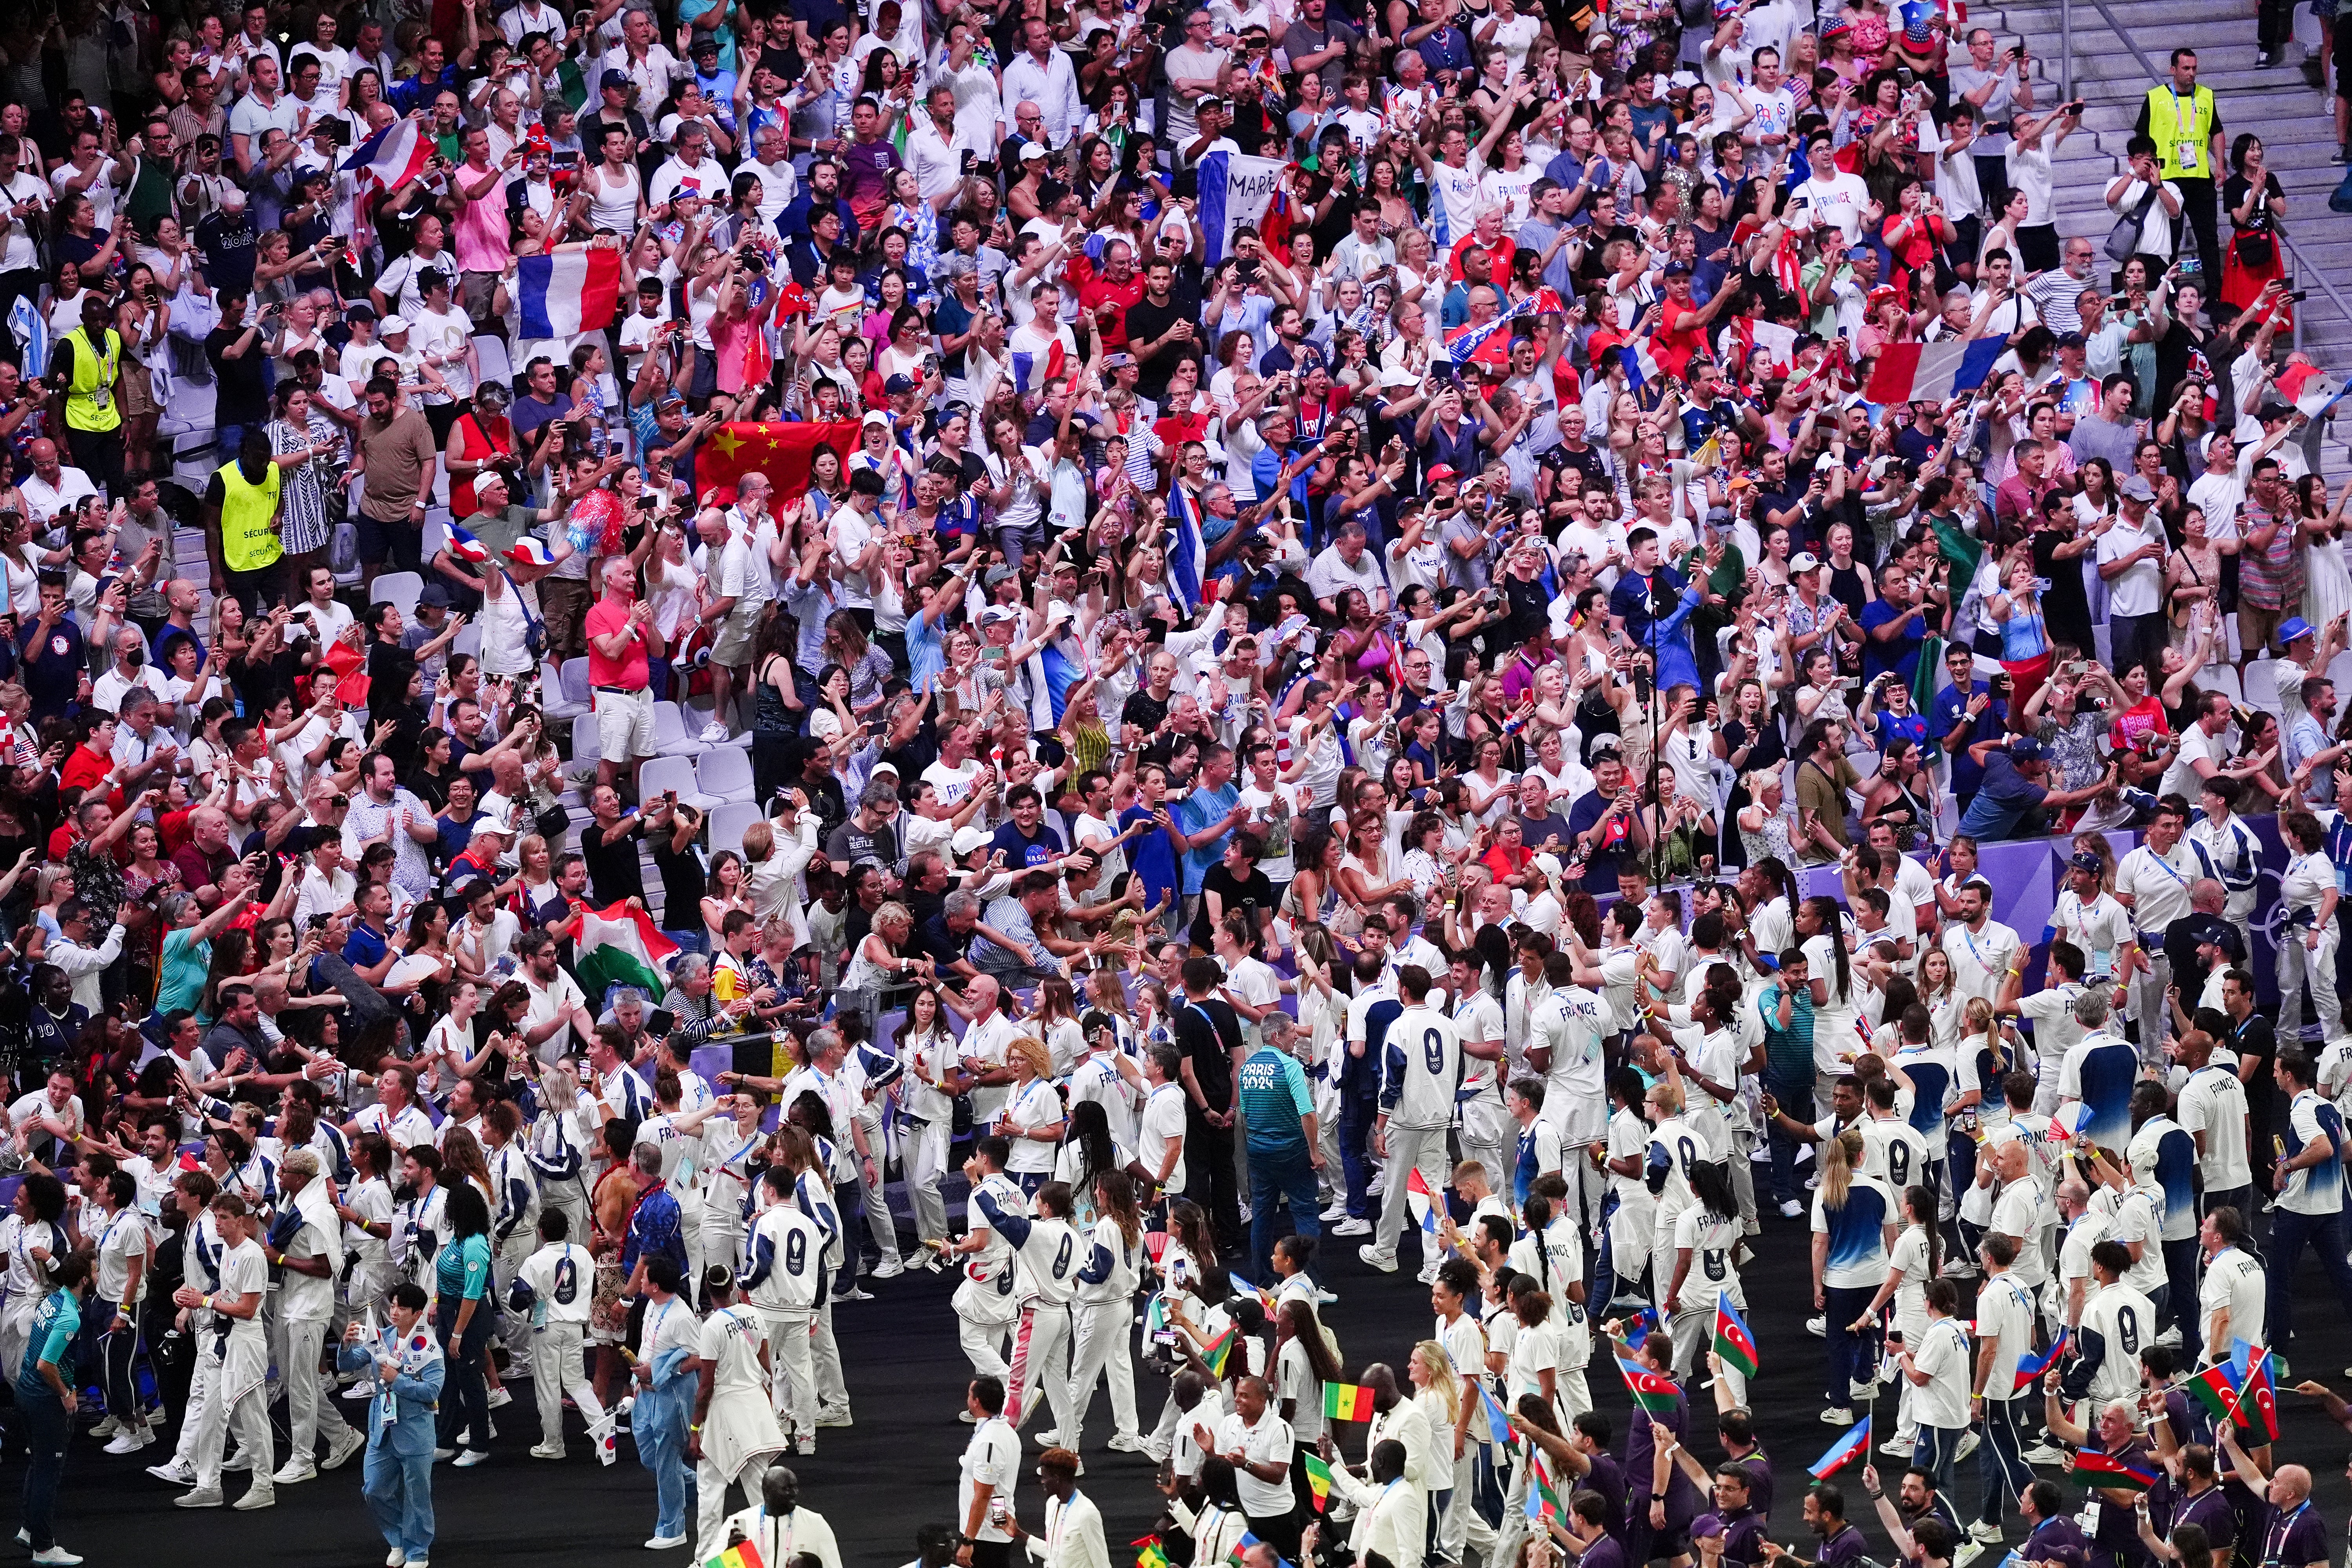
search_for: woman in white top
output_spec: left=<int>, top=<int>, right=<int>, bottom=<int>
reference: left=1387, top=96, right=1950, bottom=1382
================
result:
left=1463, top=733, right=1517, bottom=826
left=1798, top=894, right=1863, bottom=1071
left=2279, top=810, right=2342, bottom=1043
left=1504, top=1280, right=1569, bottom=1430
left=979, top=416, right=1046, bottom=558
left=1846, top=1181, right=1936, bottom=1450
left=894, top=988, right=965, bottom=1246
left=994, top=1036, right=1067, bottom=1187
left=1408, top=1338, right=1465, bottom=1510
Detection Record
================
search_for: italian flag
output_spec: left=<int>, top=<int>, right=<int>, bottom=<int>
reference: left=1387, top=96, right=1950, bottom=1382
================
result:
left=576, top=901, right=679, bottom=1002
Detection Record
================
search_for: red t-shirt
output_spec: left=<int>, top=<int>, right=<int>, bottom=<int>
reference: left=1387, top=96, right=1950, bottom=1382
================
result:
left=60, top=742, right=109, bottom=798
left=584, top=597, right=652, bottom=691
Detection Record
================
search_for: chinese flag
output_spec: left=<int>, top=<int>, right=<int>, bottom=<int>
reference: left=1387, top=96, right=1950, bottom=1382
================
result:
left=695, top=421, right=863, bottom=505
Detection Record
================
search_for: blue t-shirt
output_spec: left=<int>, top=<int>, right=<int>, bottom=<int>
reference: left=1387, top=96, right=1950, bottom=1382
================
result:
left=1931, top=680, right=2004, bottom=798
left=1119, top=802, right=1180, bottom=906
left=990, top=820, right=1064, bottom=869
left=1858, top=599, right=1926, bottom=687
left=1955, top=751, right=2047, bottom=841
left=1237, top=1047, right=1314, bottom=1157
left=1175, top=781, right=1240, bottom=896
left=15, top=1288, right=78, bottom=1401
left=16, top=615, right=83, bottom=720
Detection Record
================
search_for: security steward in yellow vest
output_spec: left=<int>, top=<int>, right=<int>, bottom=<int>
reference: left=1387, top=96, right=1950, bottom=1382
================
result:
left=47, top=292, right=125, bottom=499
left=204, top=429, right=285, bottom=613
left=2134, top=47, right=2223, bottom=291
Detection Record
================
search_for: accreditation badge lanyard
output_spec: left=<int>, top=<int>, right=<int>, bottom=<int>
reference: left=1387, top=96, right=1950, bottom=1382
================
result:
left=2170, top=87, right=2202, bottom=175
left=759, top=1507, right=797, bottom=1568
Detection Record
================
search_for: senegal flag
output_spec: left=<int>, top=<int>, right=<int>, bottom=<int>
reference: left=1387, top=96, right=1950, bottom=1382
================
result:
left=1301, top=1453, right=1334, bottom=1512
left=1325, top=1382, right=1375, bottom=1422
left=705, top=1542, right=768, bottom=1568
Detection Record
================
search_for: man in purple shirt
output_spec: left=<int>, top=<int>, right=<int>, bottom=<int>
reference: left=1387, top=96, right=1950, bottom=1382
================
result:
left=1696, top=1468, right=1769, bottom=1568
left=1800, top=1484, right=1873, bottom=1567
left=841, top=96, right=903, bottom=214
left=1621, top=1332, right=1702, bottom=1565
left=1564, top=1489, right=1630, bottom=1568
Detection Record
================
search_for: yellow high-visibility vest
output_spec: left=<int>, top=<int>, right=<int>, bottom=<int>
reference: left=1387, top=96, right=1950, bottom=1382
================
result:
left=2145, top=83, right=2217, bottom=180
left=216, top=459, right=283, bottom=574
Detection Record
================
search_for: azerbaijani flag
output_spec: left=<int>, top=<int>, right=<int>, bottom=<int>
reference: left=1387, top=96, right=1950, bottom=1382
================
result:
left=1525, top=1450, right=1566, bottom=1520
left=1478, top=1379, right=1514, bottom=1445
left=343, top=115, right=432, bottom=193
left=1808, top=1415, right=1871, bottom=1479
left=2069, top=1452, right=2160, bottom=1492
left=703, top=1541, right=767, bottom=1568
left=1619, top=1305, right=1661, bottom=1350
left=2189, top=1360, right=2243, bottom=1424
left=517, top=245, right=624, bottom=339
left=1202, top=1327, right=1237, bottom=1378
left=1225, top=1532, right=1264, bottom=1565
left=2013, top=1327, right=2070, bottom=1393
left=1713, top=1293, right=1759, bottom=1379
left=575, top=900, right=680, bottom=1002
left=2231, top=1339, right=2280, bottom=1441
left=1617, top=1356, right=1679, bottom=1415
left=1301, top=1453, right=1334, bottom=1512
left=1325, top=1382, right=1375, bottom=1422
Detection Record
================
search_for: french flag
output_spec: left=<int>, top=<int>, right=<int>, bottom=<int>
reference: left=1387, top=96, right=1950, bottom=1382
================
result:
left=343, top=116, right=432, bottom=192
left=517, top=247, right=623, bottom=340
left=447, top=524, right=490, bottom=564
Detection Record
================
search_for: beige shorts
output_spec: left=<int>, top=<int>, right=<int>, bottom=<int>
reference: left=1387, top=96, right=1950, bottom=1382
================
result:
left=596, top=683, right=657, bottom=762
left=710, top=601, right=762, bottom=668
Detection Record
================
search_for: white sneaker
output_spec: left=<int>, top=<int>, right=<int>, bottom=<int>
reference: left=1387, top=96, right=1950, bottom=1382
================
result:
left=698, top=723, right=730, bottom=744
left=387, top=1551, right=409, bottom=1567
left=343, top=1384, right=377, bottom=1400
left=89, top=1417, right=118, bottom=1440
left=232, top=1487, right=276, bottom=1511
left=1330, top=1217, right=1371, bottom=1236
left=1367, top=1174, right=1387, bottom=1197
left=815, top=1408, right=853, bottom=1428
left=2154, top=1327, right=2182, bottom=1350
left=645, top=1534, right=690, bottom=1550
left=410, top=1558, right=430, bottom=1568
left=102, top=1427, right=152, bottom=1456
left=2020, top=1443, right=2068, bottom=1466
left=271, top=1461, right=318, bottom=1485
left=1969, top=1523, right=2006, bottom=1545
left=833, top=1287, right=875, bottom=1303
left=1777, top=1201, right=1804, bottom=1219
left=1954, top=1542, right=1986, bottom=1568
left=1319, top=1203, right=1348, bottom=1221
left=1879, top=1435, right=1912, bottom=1457
left=1806, top=1315, right=1826, bottom=1338
left=433, top=1448, right=457, bottom=1462
left=31, top=1548, right=83, bottom=1567
left=324, top=1432, right=365, bottom=1471
left=174, top=1488, right=225, bottom=1509
left=1316, top=1288, right=1339, bottom=1305
left=1956, top=1430, right=1980, bottom=1462
left=221, top=1451, right=253, bottom=1473
left=1357, top=1245, right=1398, bottom=1273
left=1820, top=1406, right=1855, bottom=1426
left=1107, top=1432, right=1147, bottom=1453
left=530, top=1443, right=566, bottom=1460
left=1939, top=1258, right=1981, bottom=1279
left=486, top=1387, right=513, bottom=1410
left=147, top=1460, right=196, bottom=1486
left=454, top=1449, right=490, bottom=1468
left=871, top=1256, right=907, bottom=1280
left=795, top=1437, right=816, bottom=1455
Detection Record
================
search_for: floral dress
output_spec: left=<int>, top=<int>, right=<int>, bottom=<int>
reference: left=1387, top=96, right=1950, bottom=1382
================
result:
left=887, top=200, right=942, bottom=293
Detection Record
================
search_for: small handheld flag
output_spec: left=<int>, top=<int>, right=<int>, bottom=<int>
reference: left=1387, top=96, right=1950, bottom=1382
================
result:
left=1713, top=1293, right=1759, bottom=1379
left=1301, top=1453, right=1334, bottom=1512
left=703, top=1542, right=768, bottom=1568
left=2012, top=1328, right=2070, bottom=1392
left=2069, top=1452, right=2160, bottom=1492
left=2229, top=1339, right=2280, bottom=1442
left=446, top=524, right=492, bottom=564
left=1808, top=1416, right=1871, bottom=1479
left=1202, top=1327, right=1237, bottom=1378
left=2189, top=1360, right=2243, bottom=1424
left=1525, top=1450, right=1566, bottom=1521
left=1618, top=1305, right=1662, bottom=1350
left=1137, top=1540, right=1171, bottom=1568
left=1325, top=1382, right=1376, bottom=1423
left=1617, top=1355, right=1680, bottom=1415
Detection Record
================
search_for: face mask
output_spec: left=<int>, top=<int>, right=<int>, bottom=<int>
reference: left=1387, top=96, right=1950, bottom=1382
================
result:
left=123, top=646, right=144, bottom=667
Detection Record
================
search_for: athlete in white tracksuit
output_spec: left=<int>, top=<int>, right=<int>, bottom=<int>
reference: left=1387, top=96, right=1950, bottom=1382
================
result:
left=744, top=1169, right=828, bottom=1449
left=1063, top=1174, right=1147, bottom=1452
left=512, top=1210, right=614, bottom=1462
left=1363, top=968, right=1463, bottom=1277
left=973, top=1180, right=1083, bottom=1443
left=948, top=1147, right=1028, bottom=1379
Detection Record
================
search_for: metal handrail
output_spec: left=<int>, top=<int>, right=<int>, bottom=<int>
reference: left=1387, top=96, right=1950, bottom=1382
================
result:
left=2056, top=0, right=2352, bottom=353
left=2274, top=232, right=2352, bottom=354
